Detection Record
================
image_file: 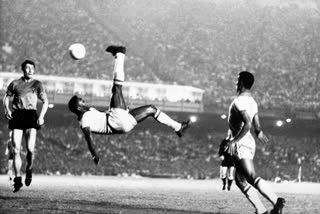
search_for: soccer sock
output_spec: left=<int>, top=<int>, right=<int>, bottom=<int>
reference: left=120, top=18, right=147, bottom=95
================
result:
left=8, top=159, right=13, bottom=178
left=113, top=53, right=125, bottom=85
left=228, top=179, right=233, bottom=187
left=243, top=184, right=267, bottom=214
left=254, top=177, right=278, bottom=205
left=154, top=109, right=181, bottom=131
left=14, top=153, right=22, bottom=177
left=222, top=178, right=226, bottom=186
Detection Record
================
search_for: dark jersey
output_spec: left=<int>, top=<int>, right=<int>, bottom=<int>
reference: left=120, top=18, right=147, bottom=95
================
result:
left=6, top=77, right=47, bottom=111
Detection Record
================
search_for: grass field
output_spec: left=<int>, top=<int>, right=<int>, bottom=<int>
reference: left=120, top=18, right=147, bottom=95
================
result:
left=0, top=175, right=319, bottom=214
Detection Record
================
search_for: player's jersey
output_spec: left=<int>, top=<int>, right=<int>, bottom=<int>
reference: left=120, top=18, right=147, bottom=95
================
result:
left=228, top=94, right=258, bottom=159
left=6, top=77, right=47, bottom=111
left=79, top=108, right=137, bottom=134
left=228, top=94, right=258, bottom=137
left=80, top=108, right=110, bottom=134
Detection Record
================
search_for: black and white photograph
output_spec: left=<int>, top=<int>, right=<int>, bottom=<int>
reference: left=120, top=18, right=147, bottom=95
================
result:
left=0, top=0, right=319, bottom=213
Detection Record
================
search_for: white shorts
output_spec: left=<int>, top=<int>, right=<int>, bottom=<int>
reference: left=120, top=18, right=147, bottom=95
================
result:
left=220, top=166, right=235, bottom=179
left=108, top=108, right=137, bottom=133
left=234, top=133, right=256, bottom=160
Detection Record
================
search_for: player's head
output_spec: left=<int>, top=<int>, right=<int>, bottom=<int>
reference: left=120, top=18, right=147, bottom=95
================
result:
left=21, top=60, right=36, bottom=79
left=237, top=71, right=254, bottom=92
left=68, top=95, right=89, bottom=116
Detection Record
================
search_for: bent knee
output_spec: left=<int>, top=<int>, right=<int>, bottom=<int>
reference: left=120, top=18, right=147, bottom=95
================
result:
left=13, top=147, right=21, bottom=154
left=146, top=105, right=158, bottom=115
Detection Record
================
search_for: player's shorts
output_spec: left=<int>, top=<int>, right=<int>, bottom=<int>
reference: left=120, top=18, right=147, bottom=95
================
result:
left=234, top=133, right=256, bottom=160
left=220, top=166, right=235, bottom=179
left=8, top=110, right=41, bottom=130
left=108, top=108, right=137, bottom=133
left=8, top=152, right=14, bottom=160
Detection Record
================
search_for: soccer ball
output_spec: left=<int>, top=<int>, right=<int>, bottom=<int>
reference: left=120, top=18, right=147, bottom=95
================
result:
left=69, top=43, right=86, bottom=60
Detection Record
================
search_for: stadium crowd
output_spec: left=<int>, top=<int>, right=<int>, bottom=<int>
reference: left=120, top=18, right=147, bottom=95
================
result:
left=1, top=0, right=320, bottom=113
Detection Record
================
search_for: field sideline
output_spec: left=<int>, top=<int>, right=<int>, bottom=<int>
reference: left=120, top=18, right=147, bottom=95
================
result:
left=0, top=175, right=319, bottom=214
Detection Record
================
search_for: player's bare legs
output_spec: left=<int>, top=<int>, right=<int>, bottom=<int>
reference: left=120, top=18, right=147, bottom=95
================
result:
left=235, top=170, right=268, bottom=214
left=227, top=166, right=235, bottom=190
left=129, top=105, right=190, bottom=137
left=24, top=128, right=37, bottom=186
left=8, top=159, right=13, bottom=181
left=236, top=159, right=285, bottom=214
left=107, top=45, right=127, bottom=110
left=12, top=129, right=24, bottom=192
left=106, top=45, right=191, bottom=137
left=110, top=84, right=127, bottom=109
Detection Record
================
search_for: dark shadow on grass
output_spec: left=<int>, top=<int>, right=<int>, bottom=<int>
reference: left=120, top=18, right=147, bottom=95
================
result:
left=0, top=195, right=235, bottom=214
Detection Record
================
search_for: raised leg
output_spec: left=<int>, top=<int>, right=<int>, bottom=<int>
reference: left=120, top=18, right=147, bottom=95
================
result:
left=106, top=46, right=127, bottom=110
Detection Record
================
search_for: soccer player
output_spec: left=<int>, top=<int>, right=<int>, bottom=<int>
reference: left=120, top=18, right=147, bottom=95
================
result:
left=5, top=131, right=14, bottom=181
left=226, top=71, right=285, bottom=214
left=68, top=45, right=191, bottom=165
left=3, top=60, right=49, bottom=192
left=218, top=137, right=235, bottom=191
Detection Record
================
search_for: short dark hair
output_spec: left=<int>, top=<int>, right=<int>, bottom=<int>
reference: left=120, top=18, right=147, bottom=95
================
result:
left=239, top=71, right=254, bottom=89
left=21, top=60, right=35, bottom=71
left=68, top=95, right=80, bottom=114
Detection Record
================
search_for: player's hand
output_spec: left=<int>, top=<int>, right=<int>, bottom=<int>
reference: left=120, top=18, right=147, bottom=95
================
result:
left=92, top=155, right=100, bottom=165
left=226, top=141, right=236, bottom=156
left=5, top=110, right=13, bottom=120
left=38, top=117, right=45, bottom=126
left=257, top=131, right=268, bottom=144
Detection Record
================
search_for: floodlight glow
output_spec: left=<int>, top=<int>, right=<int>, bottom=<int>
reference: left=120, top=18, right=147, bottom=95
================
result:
left=48, top=104, right=54, bottom=108
left=276, top=120, right=284, bottom=127
left=221, top=114, right=227, bottom=119
left=286, top=118, right=292, bottom=123
left=190, top=115, right=197, bottom=123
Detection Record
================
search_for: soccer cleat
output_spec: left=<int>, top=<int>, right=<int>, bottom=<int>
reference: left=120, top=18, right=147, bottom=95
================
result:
left=106, top=45, right=126, bottom=56
left=25, top=168, right=33, bottom=186
left=227, top=186, right=231, bottom=191
left=175, top=119, right=191, bottom=137
left=270, top=197, right=286, bottom=214
left=222, top=185, right=226, bottom=191
left=13, top=177, right=23, bottom=192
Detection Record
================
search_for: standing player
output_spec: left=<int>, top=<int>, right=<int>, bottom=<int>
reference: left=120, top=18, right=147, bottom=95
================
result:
left=68, top=45, right=191, bottom=165
left=218, top=137, right=235, bottom=191
left=5, top=131, right=14, bottom=181
left=3, top=60, right=49, bottom=192
left=226, top=71, right=285, bottom=214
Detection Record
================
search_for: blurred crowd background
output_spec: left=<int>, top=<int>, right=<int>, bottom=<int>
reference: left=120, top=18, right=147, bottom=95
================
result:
left=0, top=0, right=320, bottom=182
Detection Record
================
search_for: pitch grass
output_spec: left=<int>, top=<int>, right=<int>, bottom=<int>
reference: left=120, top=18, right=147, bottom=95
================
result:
left=0, top=175, right=319, bottom=214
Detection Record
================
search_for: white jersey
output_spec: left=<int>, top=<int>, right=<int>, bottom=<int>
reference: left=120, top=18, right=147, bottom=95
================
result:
left=80, top=108, right=108, bottom=134
left=80, top=107, right=137, bottom=134
left=228, top=94, right=258, bottom=159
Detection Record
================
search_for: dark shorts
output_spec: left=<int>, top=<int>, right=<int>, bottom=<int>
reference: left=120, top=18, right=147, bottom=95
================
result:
left=8, top=152, right=14, bottom=160
left=221, top=156, right=236, bottom=167
left=8, top=110, right=41, bottom=130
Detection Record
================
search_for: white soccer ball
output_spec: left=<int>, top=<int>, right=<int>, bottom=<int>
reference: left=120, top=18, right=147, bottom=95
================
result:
left=69, top=43, right=86, bottom=60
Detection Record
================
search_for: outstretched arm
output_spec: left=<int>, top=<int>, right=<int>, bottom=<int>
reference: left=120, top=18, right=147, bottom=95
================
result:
left=253, top=113, right=268, bottom=143
left=81, top=127, right=100, bottom=165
